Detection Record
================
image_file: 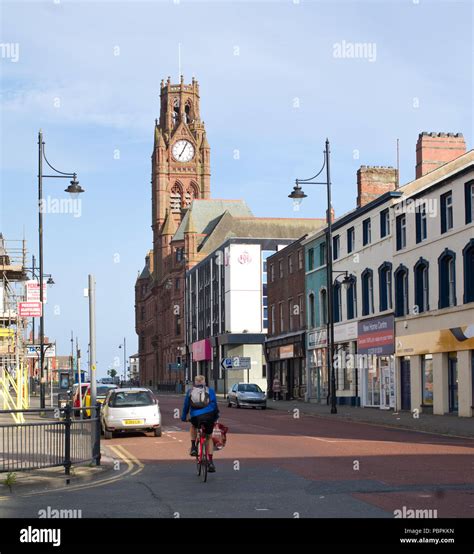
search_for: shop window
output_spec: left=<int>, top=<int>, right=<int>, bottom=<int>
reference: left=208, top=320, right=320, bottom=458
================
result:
left=414, top=258, right=430, bottom=313
left=438, top=249, right=456, bottom=309
left=421, top=354, right=433, bottom=406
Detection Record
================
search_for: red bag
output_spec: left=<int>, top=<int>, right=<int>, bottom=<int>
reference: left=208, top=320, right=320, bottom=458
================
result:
left=212, top=422, right=228, bottom=450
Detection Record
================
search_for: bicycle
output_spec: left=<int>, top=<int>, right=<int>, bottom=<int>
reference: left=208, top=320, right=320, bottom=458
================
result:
left=195, top=423, right=210, bottom=483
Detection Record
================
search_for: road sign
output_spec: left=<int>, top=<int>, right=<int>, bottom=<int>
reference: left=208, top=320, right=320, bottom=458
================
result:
left=26, top=281, right=47, bottom=303
left=221, top=357, right=251, bottom=370
left=26, top=344, right=56, bottom=358
left=18, top=302, right=42, bottom=317
left=220, top=358, right=233, bottom=370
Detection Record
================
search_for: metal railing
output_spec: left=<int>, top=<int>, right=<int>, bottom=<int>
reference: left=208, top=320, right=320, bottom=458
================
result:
left=0, top=404, right=101, bottom=474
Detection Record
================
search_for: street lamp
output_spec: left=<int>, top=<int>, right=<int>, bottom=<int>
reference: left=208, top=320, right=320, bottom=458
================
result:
left=38, top=130, right=84, bottom=409
left=118, top=338, right=127, bottom=384
left=289, top=139, right=339, bottom=413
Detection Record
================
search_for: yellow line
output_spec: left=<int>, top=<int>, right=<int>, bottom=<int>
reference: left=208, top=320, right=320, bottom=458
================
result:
left=1, top=446, right=138, bottom=499
left=113, top=444, right=145, bottom=476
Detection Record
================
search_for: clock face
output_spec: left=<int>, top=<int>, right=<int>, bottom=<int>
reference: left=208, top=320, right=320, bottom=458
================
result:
left=172, top=140, right=195, bottom=162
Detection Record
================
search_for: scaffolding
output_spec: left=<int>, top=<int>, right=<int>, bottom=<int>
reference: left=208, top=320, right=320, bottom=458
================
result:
left=0, top=236, right=29, bottom=422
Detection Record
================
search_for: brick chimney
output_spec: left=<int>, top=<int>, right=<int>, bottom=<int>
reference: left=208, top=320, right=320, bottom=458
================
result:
left=416, top=132, right=466, bottom=179
left=357, top=166, right=398, bottom=208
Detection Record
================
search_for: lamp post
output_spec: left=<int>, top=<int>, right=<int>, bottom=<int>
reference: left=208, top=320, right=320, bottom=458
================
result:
left=118, top=338, right=127, bottom=384
left=180, top=256, right=190, bottom=387
left=289, top=139, right=341, bottom=413
left=38, top=130, right=84, bottom=409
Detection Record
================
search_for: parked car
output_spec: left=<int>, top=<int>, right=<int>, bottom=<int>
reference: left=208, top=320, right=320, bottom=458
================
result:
left=71, top=382, right=91, bottom=417
left=96, top=384, right=118, bottom=404
left=227, top=383, right=267, bottom=409
left=101, top=387, right=162, bottom=439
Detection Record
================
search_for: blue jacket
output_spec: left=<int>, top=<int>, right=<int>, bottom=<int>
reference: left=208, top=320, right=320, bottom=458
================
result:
left=181, top=385, right=219, bottom=421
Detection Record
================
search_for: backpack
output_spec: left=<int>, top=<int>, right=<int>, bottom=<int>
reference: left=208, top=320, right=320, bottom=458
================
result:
left=189, top=386, right=210, bottom=409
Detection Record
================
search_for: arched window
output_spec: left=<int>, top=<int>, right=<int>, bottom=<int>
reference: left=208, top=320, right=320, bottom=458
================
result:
left=170, top=184, right=183, bottom=213
left=378, top=262, right=392, bottom=311
left=172, top=97, right=180, bottom=127
left=395, top=265, right=409, bottom=316
left=184, top=101, right=193, bottom=124
left=346, top=275, right=357, bottom=320
left=463, top=239, right=474, bottom=303
left=361, top=269, right=374, bottom=316
left=333, top=281, right=342, bottom=323
left=319, top=288, right=327, bottom=326
left=308, top=292, right=315, bottom=328
left=184, top=183, right=198, bottom=207
left=438, top=249, right=456, bottom=308
left=414, top=258, right=430, bottom=313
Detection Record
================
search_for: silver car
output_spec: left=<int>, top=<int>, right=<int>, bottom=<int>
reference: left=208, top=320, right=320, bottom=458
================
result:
left=227, top=383, right=267, bottom=409
left=101, top=387, right=162, bottom=439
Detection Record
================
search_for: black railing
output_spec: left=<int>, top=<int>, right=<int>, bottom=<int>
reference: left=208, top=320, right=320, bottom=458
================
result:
left=0, top=404, right=101, bottom=474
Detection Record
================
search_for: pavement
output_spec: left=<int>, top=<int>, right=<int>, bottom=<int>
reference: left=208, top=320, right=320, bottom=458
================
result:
left=1, top=394, right=472, bottom=519
left=260, top=398, right=474, bottom=439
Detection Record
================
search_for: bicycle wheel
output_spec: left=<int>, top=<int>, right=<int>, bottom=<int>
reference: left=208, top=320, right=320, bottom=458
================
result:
left=200, top=440, right=208, bottom=483
left=196, top=437, right=202, bottom=476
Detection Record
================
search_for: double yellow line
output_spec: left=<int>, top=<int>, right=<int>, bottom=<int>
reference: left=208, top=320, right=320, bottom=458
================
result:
left=0, top=444, right=144, bottom=500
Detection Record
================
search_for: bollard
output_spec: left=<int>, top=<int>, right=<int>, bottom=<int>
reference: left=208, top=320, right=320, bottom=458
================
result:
left=93, top=403, right=101, bottom=466
left=63, top=404, right=72, bottom=476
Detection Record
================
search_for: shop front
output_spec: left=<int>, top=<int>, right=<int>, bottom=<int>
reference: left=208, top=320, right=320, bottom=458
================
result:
left=396, top=321, right=474, bottom=417
left=358, top=315, right=395, bottom=410
left=306, top=328, right=327, bottom=402
left=266, top=332, right=306, bottom=400
left=333, top=321, right=359, bottom=405
left=191, top=338, right=212, bottom=384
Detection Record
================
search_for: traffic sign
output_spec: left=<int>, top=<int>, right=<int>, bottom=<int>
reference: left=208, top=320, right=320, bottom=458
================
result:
left=221, top=357, right=251, bottom=370
left=220, top=358, right=233, bottom=370
left=18, top=302, right=42, bottom=317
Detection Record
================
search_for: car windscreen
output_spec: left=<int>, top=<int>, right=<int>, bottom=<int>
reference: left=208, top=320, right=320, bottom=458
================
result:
left=110, top=391, right=155, bottom=408
left=237, top=384, right=262, bottom=393
left=97, top=386, right=115, bottom=396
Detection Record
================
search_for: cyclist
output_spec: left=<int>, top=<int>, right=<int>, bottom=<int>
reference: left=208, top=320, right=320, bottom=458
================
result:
left=181, top=375, right=219, bottom=473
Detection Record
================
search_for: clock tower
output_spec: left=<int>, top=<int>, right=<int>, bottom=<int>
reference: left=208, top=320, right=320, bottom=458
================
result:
left=152, top=75, right=211, bottom=276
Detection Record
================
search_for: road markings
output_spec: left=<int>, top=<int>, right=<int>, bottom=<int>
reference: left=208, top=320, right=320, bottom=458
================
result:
left=112, top=444, right=145, bottom=476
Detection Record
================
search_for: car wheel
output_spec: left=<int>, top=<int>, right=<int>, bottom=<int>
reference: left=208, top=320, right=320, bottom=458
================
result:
left=261, top=406, right=267, bottom=410
left=104, top=428, right=113, bottom=440
left=154, top=427, right=162, bottom=437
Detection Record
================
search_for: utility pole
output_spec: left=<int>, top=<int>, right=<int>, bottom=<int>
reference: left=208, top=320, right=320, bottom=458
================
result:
left=88, top=275, right=97, bottom=408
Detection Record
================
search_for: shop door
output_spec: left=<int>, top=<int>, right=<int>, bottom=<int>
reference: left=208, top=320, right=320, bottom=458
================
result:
left=448, top=355, right=458, bottom=413
left=400, top=358, right=411, bottom=411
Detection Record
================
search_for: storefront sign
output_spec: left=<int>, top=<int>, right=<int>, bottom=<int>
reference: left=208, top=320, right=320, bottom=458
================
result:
left=396, top=325, right=474, bottom=356
left=358, top=315, right=394, bottom=356
left=334, top=321, right=358, bottom=343
left=279, top=345, right=294, bottom=359
left=192, top=339, right=212, bottom=361
left=308, top=328, right=327, bottom=349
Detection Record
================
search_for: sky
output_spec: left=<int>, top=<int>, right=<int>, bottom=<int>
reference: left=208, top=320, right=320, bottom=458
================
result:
left=0, top=0, right=472, bottom=378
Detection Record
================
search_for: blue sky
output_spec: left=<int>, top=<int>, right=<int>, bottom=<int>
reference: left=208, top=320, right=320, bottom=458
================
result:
left=1, top=0, right=472, bottom=377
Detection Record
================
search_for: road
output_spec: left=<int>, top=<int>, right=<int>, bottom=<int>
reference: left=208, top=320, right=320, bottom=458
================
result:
left=1, top=395, right=473, bottom=518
